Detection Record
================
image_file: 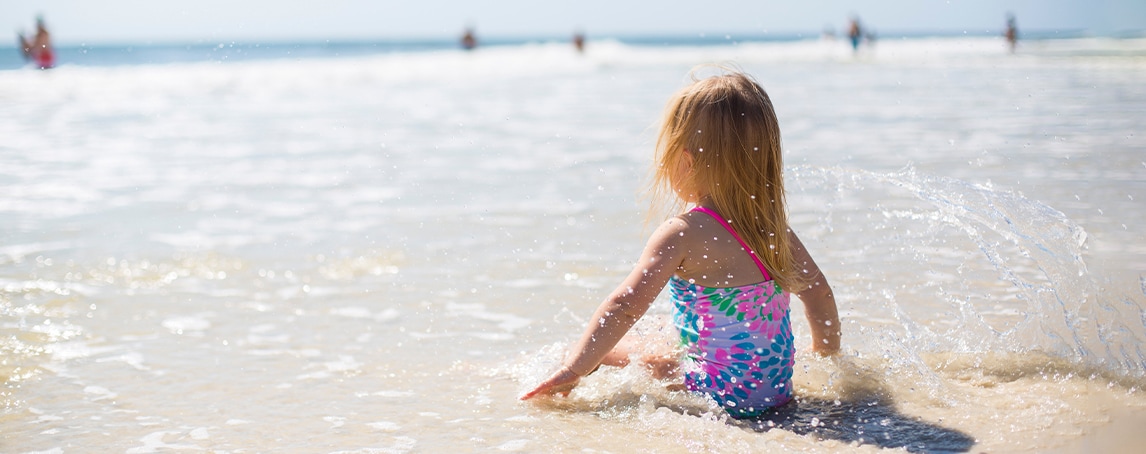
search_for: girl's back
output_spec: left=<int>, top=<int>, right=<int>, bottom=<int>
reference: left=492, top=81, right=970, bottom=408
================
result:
left=669, top=205, right=795, bottom=418
left=674, top=209, right=768, bottom=288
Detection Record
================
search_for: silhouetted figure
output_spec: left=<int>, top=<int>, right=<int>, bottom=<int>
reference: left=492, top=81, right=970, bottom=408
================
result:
left=460, top=28, right=477, bottom=51
left=847, top=16, right=863, bottom=54
left=573, top=31, right=585, bottom=53
left=18, top=16, right=54, bottom=69
left=1004, top=14, right=1018, bottom=53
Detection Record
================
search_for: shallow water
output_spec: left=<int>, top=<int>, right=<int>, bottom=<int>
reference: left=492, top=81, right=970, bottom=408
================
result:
left=1, top=36, right=1145, bottom=452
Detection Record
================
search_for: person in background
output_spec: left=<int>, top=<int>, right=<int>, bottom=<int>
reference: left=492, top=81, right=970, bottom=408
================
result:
left=1005, top=13, right=1018, bottom=53
left=573, top=30, right=585, bottom=53
left=846, top=15, right=863, bottom=54
left=461, top=27, right=477, bottom=51
left=18, top=16, right=55, bottom=69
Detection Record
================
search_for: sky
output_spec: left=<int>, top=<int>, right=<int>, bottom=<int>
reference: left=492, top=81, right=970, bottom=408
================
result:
left=4, top=0, right=1146, bottom=44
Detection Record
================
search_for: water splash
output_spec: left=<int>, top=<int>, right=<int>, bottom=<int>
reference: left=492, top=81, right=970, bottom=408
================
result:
left=790, top=165, right=1146, bottom=378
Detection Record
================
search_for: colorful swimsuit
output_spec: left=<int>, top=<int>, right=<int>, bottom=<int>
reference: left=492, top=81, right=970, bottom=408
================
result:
left=35, top=48, right=55, bottom=69
left=670, top=206, right=794, bottom=418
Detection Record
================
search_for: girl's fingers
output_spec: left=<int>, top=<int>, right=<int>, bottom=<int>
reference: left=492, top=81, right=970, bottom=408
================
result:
left=519, top=372, right=580, bottom=400
left=519, top=379, right=560, bottom=400
left=519, top=388, right=543, bottom=400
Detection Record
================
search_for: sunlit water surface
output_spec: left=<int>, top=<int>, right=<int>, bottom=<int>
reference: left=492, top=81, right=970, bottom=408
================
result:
left=1, top=37, right=1145, bottom=452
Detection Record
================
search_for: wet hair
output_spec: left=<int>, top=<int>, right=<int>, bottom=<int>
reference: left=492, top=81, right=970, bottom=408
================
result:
left=648, top=67, right=800, bottom=292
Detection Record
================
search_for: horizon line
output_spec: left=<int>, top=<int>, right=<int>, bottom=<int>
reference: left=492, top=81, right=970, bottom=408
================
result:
left=9, top=27, right=1142, bottom=48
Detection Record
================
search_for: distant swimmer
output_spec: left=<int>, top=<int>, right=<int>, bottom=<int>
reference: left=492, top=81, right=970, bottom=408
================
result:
left=17, top=16, right=54, bottom=69
left=573, top=31, right=585, bottom=53
left=847, top=16, right=863, bottom=53
left=1004, top=13, right=1018, bottom=53
left=461, top=27, right=477, bottom=50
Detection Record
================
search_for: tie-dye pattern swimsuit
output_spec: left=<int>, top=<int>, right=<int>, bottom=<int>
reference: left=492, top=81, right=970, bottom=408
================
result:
left=670, top=206, right=794, bottom=418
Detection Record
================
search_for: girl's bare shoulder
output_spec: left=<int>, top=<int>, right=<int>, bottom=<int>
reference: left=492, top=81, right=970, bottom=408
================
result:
left=652, top=211, right=716, bottom=248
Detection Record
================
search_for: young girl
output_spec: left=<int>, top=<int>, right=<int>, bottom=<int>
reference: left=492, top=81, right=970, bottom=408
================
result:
left=520, top=69, right=841, bottom=419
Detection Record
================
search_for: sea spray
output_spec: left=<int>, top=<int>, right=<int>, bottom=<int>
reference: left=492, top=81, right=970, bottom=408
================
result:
left=789, top=165, right=1146, bottom=379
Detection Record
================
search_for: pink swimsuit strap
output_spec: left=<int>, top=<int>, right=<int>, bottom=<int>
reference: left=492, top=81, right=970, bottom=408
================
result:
left=691, top=206, right=772, bottom=282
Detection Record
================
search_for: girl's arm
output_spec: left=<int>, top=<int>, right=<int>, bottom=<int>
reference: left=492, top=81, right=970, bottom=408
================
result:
left=520, top=219, right=688, bottom=400
left=18, top=33, right=31, bottom=58
left=791, top=231, right=841, bottom=355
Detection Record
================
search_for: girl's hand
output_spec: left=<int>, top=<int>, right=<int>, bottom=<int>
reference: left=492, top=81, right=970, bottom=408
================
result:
left=519, top=366, right=583, bottom=400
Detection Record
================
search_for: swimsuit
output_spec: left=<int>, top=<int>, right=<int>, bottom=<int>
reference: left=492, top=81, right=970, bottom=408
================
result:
left=670, top=206, right=794, bottom=418
left=33, top=47, right=54, bottom=69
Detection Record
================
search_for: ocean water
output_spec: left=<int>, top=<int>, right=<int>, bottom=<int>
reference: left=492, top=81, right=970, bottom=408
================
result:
left=1, top=35, right=1145, bottom=452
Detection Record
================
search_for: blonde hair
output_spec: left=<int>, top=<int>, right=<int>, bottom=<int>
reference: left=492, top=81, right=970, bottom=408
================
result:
left=648, top=68, right=800, bottom=292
